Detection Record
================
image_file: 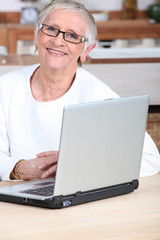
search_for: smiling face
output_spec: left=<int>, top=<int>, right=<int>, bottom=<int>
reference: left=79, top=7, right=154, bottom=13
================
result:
left=35, top=9, right=90, bottom=72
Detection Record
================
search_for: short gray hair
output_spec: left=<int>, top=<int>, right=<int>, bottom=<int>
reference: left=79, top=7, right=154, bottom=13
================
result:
left=35, top=0, right=97, bottom=49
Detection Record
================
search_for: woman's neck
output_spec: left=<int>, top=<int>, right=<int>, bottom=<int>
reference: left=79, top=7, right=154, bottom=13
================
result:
left=31, top=66, right=77, bottom=102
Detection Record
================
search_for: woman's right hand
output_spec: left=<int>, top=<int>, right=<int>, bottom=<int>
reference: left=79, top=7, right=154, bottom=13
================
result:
left=18, top=151, right=58, bottom=180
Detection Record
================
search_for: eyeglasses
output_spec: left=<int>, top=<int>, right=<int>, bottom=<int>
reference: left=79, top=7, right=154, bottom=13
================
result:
left=39, top=23, right=88, bottom=44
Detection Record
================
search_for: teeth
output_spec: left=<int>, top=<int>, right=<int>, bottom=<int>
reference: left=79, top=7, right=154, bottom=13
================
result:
left=48, top=49, right=65, bottom=55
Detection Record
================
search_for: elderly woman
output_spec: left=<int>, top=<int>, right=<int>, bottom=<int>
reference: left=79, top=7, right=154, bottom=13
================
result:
left=0, top=0, right=160, bottom=181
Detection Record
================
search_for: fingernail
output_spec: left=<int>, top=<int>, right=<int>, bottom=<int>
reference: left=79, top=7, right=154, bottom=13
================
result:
left=41, top=172, right=47, bottom=178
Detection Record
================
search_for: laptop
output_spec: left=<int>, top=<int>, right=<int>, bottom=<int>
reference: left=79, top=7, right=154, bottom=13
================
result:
left=0, top=95, right=149, bottom=209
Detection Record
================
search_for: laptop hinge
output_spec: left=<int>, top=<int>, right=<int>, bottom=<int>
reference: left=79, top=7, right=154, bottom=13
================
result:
left=76, top=191, right=81, bottom=196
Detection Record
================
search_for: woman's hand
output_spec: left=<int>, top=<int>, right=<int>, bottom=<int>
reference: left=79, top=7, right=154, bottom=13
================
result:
left=18, top=151, right=58, bottom=180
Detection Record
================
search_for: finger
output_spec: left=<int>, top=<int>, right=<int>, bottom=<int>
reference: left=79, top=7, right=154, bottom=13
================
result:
left=20, top=170, right=40, bottom=181
left=39, top=156, right=58, bottom=170
left=41, top=164, right=57, bottom=179
left=36, top=151, right=58, bottom=158
left=20, top=174, right=37, bottom=181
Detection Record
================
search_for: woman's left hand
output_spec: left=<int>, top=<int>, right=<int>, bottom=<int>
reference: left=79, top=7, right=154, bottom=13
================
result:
left=36, top=151, right=58, bottom=179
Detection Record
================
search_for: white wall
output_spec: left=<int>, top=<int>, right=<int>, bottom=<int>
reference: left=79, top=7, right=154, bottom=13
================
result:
left=0, top=0, right=156, bottom=11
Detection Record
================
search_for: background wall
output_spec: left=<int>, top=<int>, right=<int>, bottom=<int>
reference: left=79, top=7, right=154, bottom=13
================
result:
left=79, top=0, right=155, bottom=11
left=0, top=0, right=156, bottom=12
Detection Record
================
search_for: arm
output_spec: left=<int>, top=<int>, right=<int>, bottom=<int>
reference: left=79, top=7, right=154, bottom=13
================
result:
left=0, top=106, right=58, bottom=181
left=0, top=73, right=58, bottom=180
left=0, top=97, right=19, bottom=180
left=140, top=132, right=160, bottom=177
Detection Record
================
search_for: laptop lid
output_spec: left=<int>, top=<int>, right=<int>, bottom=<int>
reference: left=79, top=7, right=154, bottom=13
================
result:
left=54, top=94, right=149, bottom=196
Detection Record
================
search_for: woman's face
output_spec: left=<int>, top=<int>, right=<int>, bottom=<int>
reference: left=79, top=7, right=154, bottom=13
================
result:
left=35, top=9, right=89, bottom=71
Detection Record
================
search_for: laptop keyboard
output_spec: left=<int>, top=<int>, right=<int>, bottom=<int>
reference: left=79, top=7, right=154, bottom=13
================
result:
left=20, top=184, right=54, bottom=197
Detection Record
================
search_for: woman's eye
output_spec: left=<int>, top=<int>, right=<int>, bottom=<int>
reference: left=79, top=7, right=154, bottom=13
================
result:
left=67, top=32, right=78, bottom=40
left=47, top=26, right=57, bottom=32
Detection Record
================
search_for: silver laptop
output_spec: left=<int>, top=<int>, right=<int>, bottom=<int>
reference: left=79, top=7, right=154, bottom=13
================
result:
left=0, top=95, right=149, bottom=208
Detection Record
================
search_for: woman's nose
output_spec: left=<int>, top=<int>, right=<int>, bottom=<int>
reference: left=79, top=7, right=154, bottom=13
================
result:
left=51, top=32, right=65, bottom=45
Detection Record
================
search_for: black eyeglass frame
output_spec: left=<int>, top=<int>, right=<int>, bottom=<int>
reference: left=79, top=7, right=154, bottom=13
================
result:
left=39, top=23, right=88, bottom=44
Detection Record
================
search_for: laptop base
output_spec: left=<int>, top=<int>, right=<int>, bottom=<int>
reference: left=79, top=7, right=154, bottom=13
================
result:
left=0, top=180, right=138, bottom=209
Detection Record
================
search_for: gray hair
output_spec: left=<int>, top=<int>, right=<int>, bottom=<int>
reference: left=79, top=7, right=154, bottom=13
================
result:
left=35, top=0, right=97, bottom=49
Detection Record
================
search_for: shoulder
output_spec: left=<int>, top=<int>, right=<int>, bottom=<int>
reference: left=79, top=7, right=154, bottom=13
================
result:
left=0, top=64, right=39, bottom=103
left=0, top=64, right=39, bottom=88
left=76, top=67, right=119, bottom=100
left=77, top=66, right=102, bottom=83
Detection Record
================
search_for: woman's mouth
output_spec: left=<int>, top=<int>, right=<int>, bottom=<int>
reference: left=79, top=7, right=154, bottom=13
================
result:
left=47, top=48, right=66, bottom=56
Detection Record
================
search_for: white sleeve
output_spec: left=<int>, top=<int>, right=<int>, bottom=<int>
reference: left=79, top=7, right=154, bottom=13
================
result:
left=0, top=88, right=19, bottom=180
left=140, top=131, right=160, bottom=177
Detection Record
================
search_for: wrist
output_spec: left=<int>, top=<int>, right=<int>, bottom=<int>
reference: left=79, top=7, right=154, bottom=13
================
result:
left=9, top=159, right=25, bottom=180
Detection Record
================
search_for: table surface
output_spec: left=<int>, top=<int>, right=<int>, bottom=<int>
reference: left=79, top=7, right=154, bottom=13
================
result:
left=0, top=173, right=160, bottom=240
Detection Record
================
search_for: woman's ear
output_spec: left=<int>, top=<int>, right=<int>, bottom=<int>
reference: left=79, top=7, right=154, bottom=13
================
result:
left=80, top=42, right=96, bottom=63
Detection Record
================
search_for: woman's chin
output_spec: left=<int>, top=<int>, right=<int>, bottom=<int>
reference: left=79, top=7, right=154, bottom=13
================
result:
left=44, top=58, right=68, bottom=70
